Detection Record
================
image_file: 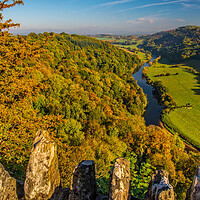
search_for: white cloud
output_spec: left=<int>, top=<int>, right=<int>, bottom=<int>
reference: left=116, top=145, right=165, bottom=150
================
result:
left=127, top=18, right=155, bottom=24
left=137, top=18, right=155, bottom=23
left=175, top=19, right=185, bottom=22
left=181, top=1, right=200, bottom=9
left=120, top=0, right=187, bottom=12
left=99, top=0, right=133, bottom=7
left=88, top=25, right=98, bottom=28
left=126, top=17, right=185, bottom=25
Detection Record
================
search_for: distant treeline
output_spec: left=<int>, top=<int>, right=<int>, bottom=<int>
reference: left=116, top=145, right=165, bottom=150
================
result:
left=139, top=26, right=200, bottom=62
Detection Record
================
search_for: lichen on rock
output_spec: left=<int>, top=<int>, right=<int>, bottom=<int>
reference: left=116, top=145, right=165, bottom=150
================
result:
left=108, top=158, right=131, bottom=200
left=145, top=170, right=174, bottom=200
left=0, top=163, right=18, bottom=200
left=69, top=160, right=97, bottom=200
left=24, top=130, right=60, bottom=200
left=186, top=164, right=200, bottom=200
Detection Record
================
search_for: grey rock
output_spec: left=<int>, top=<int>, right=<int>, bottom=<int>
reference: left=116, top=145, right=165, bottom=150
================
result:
left=108, top=158, right=131, bottom=200
left=96, top=193, right=108, bottom=200
left=50, top=187, right=70, bottom=200
left=0, top=163, right=18, bottom=200
left=131, top=196, right=139, bottom=200
left=186, top=164, right=200, bottom=200
left=145, top=170, right=174, bottom=200
left=24, top=130, right=61, bottom=200
left=16, top=179, right=25, bottom=199
left=69, top=160, right=97, bottom=200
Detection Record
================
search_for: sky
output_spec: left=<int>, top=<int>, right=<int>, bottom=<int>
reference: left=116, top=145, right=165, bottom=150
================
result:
left=4, top=0, right=200, bottom=35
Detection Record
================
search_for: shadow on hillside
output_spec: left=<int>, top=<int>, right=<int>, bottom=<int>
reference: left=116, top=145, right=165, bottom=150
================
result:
left=192, top=75, right=200, bottom=95
left=157, top=57, right=200, bottom=95
left=158, top=57, right=172, bottom=65
left=181, top=59, right=200, bottom=95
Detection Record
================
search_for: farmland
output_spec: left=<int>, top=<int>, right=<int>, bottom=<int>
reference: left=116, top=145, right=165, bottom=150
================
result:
left=146, top=59, right=200, bottom=148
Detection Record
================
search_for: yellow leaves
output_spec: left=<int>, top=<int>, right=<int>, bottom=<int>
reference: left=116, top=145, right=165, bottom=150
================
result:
left=0, top=0, right=24, bottom=10
left=39, top=67, right=52, bottom=78
left=104, top=105, right=113, bottom=116
left=0, top=1, right=24, bottom=31
left=89, top=92, right=100, bottom=102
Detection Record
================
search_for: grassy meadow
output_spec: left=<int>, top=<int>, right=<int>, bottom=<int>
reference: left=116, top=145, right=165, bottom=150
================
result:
left=94, top=37, right=114, bottom=41
left=147, top=59, right=200, bottom=148
left=95, top=36, right=147, bottom=61
left=115, top=39, right=144, bottom=49
left=95, top=36, right=144, bottom=49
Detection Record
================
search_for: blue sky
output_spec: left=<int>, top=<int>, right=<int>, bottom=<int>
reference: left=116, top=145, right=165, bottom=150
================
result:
left=4, top=0, right=200, bottom=35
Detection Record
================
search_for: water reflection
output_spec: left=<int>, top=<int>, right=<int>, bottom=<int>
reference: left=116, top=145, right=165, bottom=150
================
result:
left=132, top=57, right=163, bottom=126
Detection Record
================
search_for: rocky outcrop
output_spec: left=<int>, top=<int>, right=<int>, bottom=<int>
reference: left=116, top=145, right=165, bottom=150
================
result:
left=108, top=158, right=131, bottom=200
left=186, top=164, right=200, bottom=200
left=0, top=163, right=18, bottom=200
left=96, top=194, right=108, bottom=200
left=24, top=130, right=60, bottom=200
left=68, top=160, right=97, bottom=200
left=1, top=129, right=197, bottom=200
left=145, top=170, right=174, bottom=200
left=50, top=187, right=70, bottom=200
left=16, top=179, right=25, bottom=199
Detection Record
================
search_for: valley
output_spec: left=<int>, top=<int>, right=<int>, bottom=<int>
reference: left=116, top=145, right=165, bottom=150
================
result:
left=95, top=27, right=200, bottom=149
left=1, top=1, right=200, bottom=200
left=146, top=58, right=200, bottom=148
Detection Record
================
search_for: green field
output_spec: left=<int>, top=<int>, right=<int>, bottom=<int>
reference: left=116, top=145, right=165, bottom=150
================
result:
left=113, top=39, right=147, bottom=61
left=147, top=59, right=200, bottom=147
left=95, top=37, right=114, bottom=41
left=95, top=36, right=143, bottom=48
left=95, top=37, right=127, bottom=42
left=136, top=51, right=147, bottom=60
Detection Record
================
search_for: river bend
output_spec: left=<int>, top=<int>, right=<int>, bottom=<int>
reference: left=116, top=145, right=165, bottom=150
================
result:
left=133, top=56, right=163, bottom=126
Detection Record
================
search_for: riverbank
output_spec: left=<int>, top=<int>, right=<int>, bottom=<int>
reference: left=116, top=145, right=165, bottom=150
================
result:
left=115, top=45, right=199, bottom=151
left=132, top=56, right=163, bottom=126
left=158, top=121, right=199, bottom=153
left=145, top=58, right=200, bottom=149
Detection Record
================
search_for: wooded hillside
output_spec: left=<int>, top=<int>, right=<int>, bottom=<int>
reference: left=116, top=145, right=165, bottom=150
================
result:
left=0, top=2, right=200, bottom=199
left=139, top=26, right=200, bottom=62
left=0, top=31, right=199, bottom=199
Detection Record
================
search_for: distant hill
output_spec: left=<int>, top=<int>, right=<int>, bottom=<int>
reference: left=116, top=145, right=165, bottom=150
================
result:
left=139, top=25, right=200, bottom=62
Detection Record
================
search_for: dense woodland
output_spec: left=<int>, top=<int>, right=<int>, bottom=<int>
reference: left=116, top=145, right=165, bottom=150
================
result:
left=0, top=1, right=200, bottom=199
left=139, top=26, right=200, bottom=62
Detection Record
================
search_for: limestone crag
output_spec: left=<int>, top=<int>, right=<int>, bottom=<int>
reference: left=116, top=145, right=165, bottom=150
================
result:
left=96, top=194, right=108, bottom=200
left=186, top=164, right=200, bottom=200
left=16, top=179, right=25, bottom=199
left=0, top=163, right=18, bottom=200
left=0, top=129, right=199, bottom=200
left=69, top=160, right=97, bottom=200
left=108, top=158, right=131, bottom=200
left=145, top=170, right=174, bottom=200
left=50, top=187, right=70, bottom=200
left=24, top=130, right=60, bottom=200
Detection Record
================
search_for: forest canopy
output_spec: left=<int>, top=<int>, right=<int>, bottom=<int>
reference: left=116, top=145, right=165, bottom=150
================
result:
left=0, top=2, right=200, bottom=199
left=139, top=26, right=200, bottom=62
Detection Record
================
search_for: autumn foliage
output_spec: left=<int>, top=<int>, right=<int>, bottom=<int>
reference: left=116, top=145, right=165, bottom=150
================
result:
left=0, top=2, right=199, bottom=200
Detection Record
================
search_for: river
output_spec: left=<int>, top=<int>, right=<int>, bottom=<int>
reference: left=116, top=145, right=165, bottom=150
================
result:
left=133, top=56, right=163, bottom=126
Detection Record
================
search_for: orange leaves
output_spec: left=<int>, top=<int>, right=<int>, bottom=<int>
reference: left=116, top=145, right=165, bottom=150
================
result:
left=89, top=92, right=100, bottom=102
left=0, top=0, right=24, bottom=31
left=0, top=0, right=24, bottom=11
left=103, top=105, right=113, bottom=116
left=39, top=67, right=52, bottom=78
